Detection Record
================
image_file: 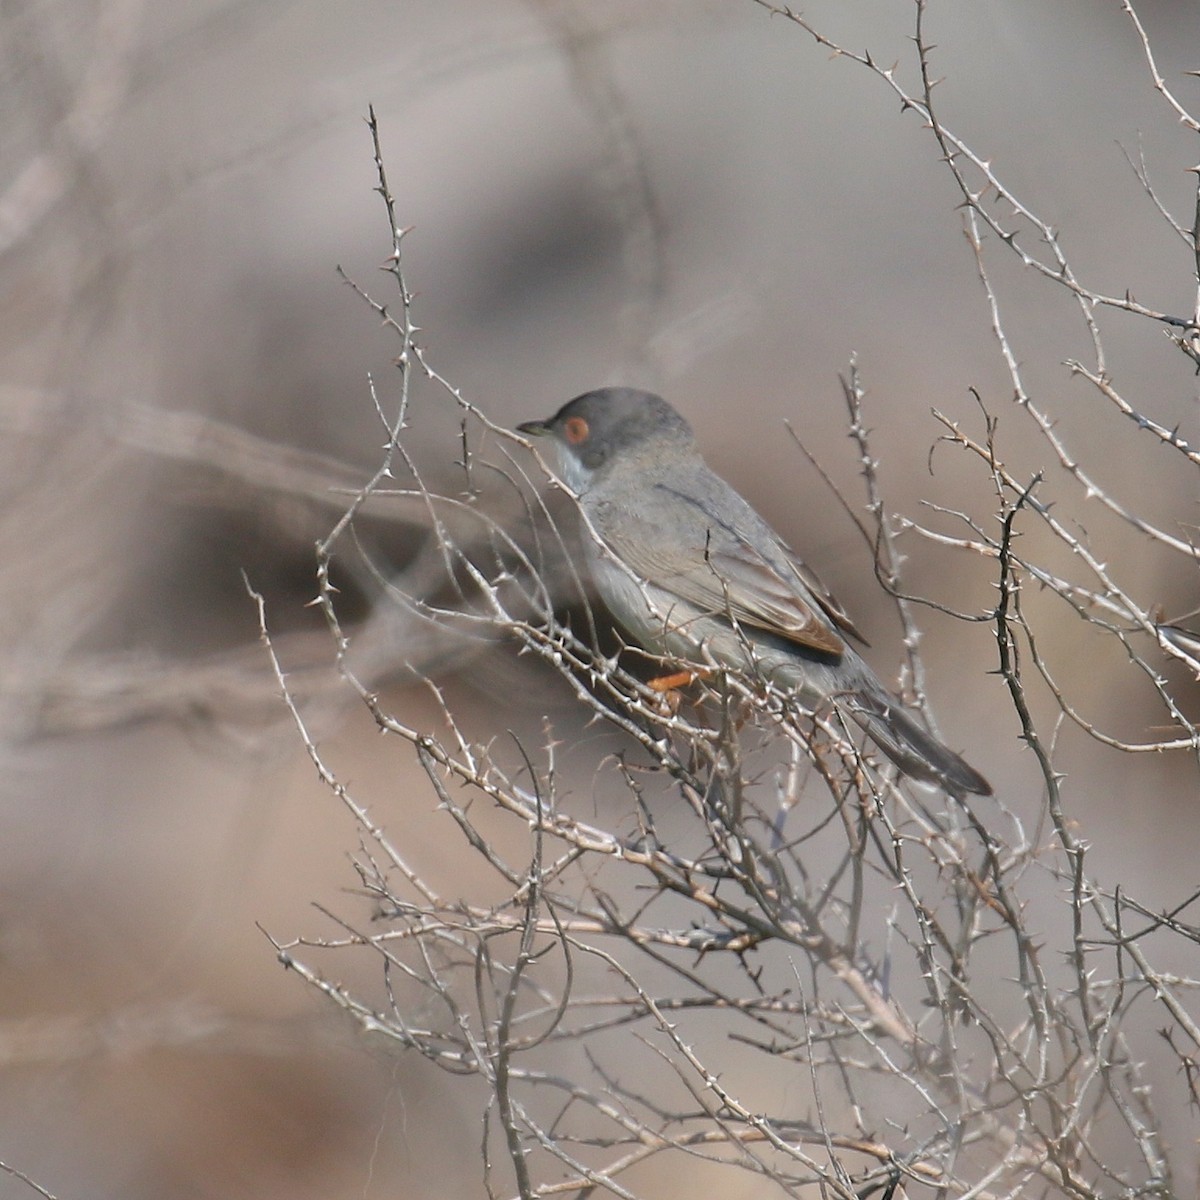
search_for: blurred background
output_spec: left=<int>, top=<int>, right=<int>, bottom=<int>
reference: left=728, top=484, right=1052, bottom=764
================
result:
left=2, top=1, right=1198, bottom=1196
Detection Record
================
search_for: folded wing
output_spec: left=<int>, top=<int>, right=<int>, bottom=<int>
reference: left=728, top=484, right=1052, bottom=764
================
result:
left=598, top=487, right=862, bottom=659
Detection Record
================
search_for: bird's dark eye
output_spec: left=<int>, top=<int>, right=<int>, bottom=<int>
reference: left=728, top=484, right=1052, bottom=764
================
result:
left=563, top=416, right=590, bottom=444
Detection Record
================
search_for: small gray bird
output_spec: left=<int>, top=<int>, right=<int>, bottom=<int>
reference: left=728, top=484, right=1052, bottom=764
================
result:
left=518, top=387, right=991, bottom=796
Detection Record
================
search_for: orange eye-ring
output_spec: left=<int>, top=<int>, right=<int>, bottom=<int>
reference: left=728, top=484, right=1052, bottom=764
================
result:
left=563, top=416, right=590, bottom=444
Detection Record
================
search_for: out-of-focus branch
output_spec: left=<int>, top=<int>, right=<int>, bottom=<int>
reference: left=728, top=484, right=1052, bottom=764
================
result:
left=0, top=0, right=145, bottom=259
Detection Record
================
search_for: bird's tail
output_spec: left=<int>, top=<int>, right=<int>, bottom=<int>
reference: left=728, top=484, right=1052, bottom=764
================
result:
left=847, top=691, right=992, bottom=796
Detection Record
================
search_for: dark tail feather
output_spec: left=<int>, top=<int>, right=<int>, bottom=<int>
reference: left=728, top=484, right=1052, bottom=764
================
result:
left=848, top=692, right=992, bottom=796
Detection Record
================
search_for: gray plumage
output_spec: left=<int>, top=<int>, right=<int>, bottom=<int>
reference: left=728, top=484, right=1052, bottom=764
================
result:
left=519, top=388, right=991, bottom=796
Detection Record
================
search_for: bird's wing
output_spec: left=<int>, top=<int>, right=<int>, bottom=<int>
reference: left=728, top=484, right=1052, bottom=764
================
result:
left=779, top=547, right=870, bottom=646
left=596, top=483, right=854, bottom=659
left=698, top=539, right=847, bottom=656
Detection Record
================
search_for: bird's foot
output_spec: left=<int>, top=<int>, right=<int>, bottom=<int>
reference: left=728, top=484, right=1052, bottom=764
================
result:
left=645, top=668, right=712, bottom=715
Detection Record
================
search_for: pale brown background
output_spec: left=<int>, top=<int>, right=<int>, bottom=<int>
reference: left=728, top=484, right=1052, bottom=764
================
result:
left=2, top=2, right=1198, bottom=1196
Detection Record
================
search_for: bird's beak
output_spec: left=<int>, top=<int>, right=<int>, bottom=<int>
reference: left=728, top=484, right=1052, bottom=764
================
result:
left=516, top=418, right=551, bottom=437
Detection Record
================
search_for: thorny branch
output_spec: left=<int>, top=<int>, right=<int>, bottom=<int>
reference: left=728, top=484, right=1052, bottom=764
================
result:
left=263, top=5, right=1200, bottom=1199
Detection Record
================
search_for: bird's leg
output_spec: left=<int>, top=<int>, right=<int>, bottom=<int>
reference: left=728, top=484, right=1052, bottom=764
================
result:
left=645, top=668, right=713, bottom=717
left=646, top=668, right=712, bottom=693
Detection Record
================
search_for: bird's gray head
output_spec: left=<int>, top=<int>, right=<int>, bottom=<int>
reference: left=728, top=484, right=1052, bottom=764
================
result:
left=517, top=388, right=694, bottom=491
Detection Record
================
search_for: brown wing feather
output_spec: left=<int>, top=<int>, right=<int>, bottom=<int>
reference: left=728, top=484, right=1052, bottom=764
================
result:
left=781, top=549, right=869, bottom=645
left=591, top=479, right=864, bottom=660
left=599, top=517, right=847, bottom=657
left=702, top=542, right=846, bottom=657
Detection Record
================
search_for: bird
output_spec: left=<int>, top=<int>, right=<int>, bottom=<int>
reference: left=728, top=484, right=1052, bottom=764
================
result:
left=517, top=387, right=992, bottom=796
